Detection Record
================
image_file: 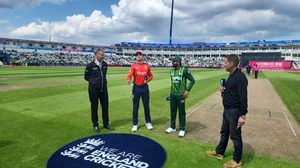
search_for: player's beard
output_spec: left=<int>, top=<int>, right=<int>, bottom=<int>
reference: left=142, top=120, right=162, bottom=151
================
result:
left=172, top=62, right=180, bottom=68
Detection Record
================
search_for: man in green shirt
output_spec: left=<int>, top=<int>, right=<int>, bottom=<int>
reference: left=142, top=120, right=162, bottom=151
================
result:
left=165, top=56, right=195, bottom=137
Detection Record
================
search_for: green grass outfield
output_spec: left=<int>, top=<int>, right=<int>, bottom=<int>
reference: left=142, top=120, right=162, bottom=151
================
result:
left=0, top=67, right=299, bottom=168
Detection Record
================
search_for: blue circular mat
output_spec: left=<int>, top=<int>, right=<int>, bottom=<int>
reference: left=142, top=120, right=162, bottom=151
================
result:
left=47, top=133, right=166, bottom=168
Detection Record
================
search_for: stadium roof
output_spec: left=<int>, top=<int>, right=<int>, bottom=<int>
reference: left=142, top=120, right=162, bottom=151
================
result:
left=0, top=37, right=113, bottom=48
left=119, top=39, right=300, bottom=48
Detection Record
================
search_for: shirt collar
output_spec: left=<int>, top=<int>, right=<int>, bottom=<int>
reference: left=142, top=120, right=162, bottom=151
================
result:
left=230, top=68, right=240, bottom=75
left=94, top=59, right=101, bottom=66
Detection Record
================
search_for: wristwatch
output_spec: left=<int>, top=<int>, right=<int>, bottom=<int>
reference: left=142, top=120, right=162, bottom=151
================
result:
left=241, top=115, right=246, bottom=119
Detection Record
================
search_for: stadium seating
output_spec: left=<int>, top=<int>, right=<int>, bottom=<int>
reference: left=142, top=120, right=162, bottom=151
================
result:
left=2, top=49, right=299, bottom=69
left=1, top=49, right=226, bottom=68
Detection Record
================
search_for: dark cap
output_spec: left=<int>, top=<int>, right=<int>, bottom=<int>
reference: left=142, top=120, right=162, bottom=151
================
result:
left=169, top=56, right=181, bottom=62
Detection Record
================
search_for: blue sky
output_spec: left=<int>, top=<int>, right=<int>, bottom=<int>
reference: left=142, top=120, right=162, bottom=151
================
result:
left=1, top=0, right=119, bottom=28
left=1, top=0, right=300, bottom=45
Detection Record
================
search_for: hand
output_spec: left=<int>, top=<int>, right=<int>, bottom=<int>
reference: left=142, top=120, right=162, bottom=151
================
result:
left=219, top=86, right=225, bottom=93
left=126, top=80, right=130, bottom=85
left=238, top=117, right=246, bottom=126
left=183, top=91, right=188, bottom=99
left=144, top=80, right=148, bottom=84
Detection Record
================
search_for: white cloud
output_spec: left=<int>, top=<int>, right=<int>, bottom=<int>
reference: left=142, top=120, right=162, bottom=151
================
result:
left=8, top=0, right=300, bottom=45
left=0, top=19, right=9, bottom=24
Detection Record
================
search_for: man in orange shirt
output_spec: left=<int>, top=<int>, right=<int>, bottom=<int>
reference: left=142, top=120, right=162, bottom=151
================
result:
left=126, top=51, right=154, bottom=132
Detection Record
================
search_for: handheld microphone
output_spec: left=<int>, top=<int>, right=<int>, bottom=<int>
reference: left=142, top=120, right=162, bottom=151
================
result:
left=220, top=78, right=226, bottom=97
left=144, top=75, right=148, bottom=84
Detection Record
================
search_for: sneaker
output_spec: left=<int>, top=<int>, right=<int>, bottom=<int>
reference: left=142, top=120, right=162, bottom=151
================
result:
left=94, top=126, right=100, bottom=133
left=165, top=127, right=176, bottom=133
left=178, top=131, right=185, bottom=137
left=145, top=123, right=153, bottom=130
left=223, top=160, right=242, bottom=168
left=206, top=151, right=224, bottom=160
left=132, top=125, right=138, bottom=132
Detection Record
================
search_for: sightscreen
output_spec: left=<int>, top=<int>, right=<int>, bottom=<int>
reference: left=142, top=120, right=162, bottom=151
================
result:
left=240, top=52, right=283, bottom=67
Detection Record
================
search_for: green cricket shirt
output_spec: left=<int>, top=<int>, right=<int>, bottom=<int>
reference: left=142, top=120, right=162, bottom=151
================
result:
left=170, top=66, right=195, bottom=95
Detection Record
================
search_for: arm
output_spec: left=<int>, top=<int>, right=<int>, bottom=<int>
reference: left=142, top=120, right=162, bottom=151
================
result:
left=237, top=74, right=248, bottom=116
left=147, top=65, right=153, bottom=82
left=185, top=68, right=195, bottom=92
left=126, top=65, right=135, bottom=84
left=84, top=64, right=91, bottom=81
left=104, top=62, right=108, bottom=84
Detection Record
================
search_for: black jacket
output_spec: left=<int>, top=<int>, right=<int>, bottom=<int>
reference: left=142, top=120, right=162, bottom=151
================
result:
left=84, top=60, right=108, bottom=92
left=223, top=68, right=248, bottom=116
left=246, top=65, right=252, bottom=71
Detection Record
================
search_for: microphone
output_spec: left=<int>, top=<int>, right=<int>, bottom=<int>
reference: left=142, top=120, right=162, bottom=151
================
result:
left=166, top=96, right=184, bottom=103
left=220, top=78, right=226, bottom=97
left=144, top=75, right=148, bottom=84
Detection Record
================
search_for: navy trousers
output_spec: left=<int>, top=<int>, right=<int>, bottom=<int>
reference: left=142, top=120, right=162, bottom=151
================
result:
left=132, top=84, right=151, bottom=125
left=216, top=108, right=243, bottom=163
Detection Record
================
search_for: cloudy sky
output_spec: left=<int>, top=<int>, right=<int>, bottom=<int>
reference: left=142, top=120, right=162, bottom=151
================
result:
left=0, top=0, right=300, bottom=46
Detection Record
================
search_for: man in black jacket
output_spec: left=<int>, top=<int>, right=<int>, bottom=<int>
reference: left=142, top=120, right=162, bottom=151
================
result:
left=245, top=64, right=252, bottom=76
left=84, top=48, right=114, bottom=132
left=206, top=54, right=248, bottom=168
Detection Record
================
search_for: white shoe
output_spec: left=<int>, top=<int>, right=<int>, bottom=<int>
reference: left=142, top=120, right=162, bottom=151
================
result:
left=145, top=123, right=153, bottom=130
left=178, top=131, right=185, bottom=137
left=165, top=127, right=176, bottom=133
left=132, top=125, right=138, bottom=132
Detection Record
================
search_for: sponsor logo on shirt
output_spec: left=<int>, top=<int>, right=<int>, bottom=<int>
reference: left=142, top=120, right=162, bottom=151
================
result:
left=136, top=71, right=147, bottom=75
left=172, top=76, right=182, bottom=83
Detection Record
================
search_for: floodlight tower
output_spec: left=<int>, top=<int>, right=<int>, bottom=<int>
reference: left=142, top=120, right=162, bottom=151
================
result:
left=48, top=23, right=52, bottom=42
left=169, top=0, right=174, bottom=45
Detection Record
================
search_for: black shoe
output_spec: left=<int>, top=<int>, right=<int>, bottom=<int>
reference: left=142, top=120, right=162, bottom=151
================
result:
left=94, top=126, right=100, bottom=133
left=104, top=125, right=114, bottom=130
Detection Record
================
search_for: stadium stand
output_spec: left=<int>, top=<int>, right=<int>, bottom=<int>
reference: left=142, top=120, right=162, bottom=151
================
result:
left=1, top=37, right=300, bottom=70
left=2, top=49, right=224, bottom=67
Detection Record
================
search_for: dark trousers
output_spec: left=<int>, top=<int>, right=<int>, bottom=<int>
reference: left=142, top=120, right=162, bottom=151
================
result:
left=254, top=71, right=258, bottom=79
left=88, top=89, right=109, bottom=127
left=246, top=70, right=250, bottom=76
left=132, top=84, right=151, bottom=125
left=170, top=94, right=186, bottom=131
left=216, top=109, right=243, bottom=163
